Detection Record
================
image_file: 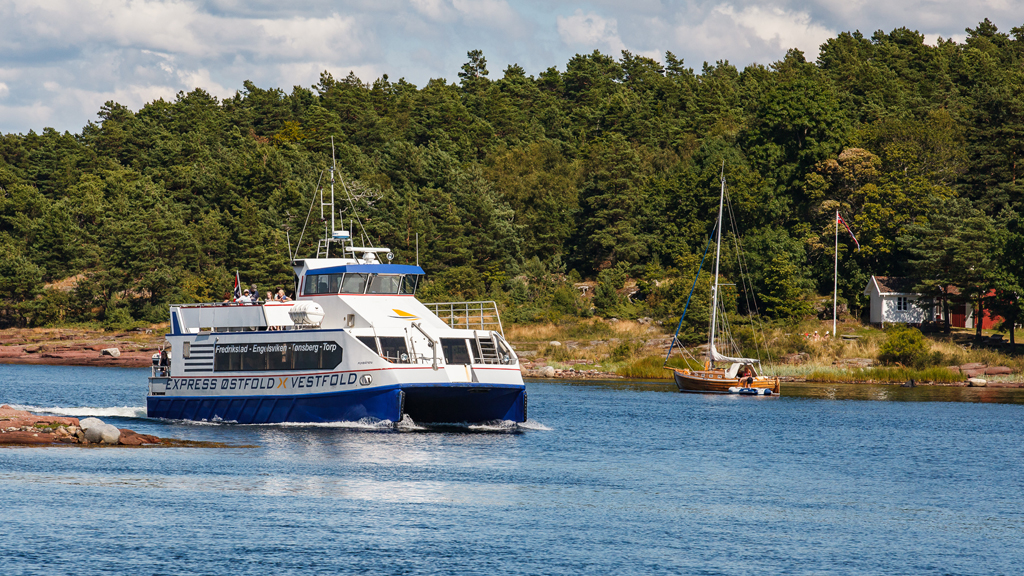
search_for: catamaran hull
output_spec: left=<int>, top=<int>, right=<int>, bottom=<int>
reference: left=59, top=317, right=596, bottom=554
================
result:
left=147, top=383, right=526, bottom=424
left=671, top=370, right=780, bottom=395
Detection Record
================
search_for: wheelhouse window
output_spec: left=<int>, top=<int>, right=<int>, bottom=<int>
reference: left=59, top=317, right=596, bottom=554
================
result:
left=341, top=273, right=369, bottom=294
left=303, top=272, right=419, bottom=295
left=401, top=275, right=419, bottom=295
left=367, top=274, right=402, bottom=294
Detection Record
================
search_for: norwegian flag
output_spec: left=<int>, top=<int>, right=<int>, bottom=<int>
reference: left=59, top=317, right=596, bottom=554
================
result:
left=837, top=211, right=860, bottom=251
left=233, top=271, right=242, bottom=300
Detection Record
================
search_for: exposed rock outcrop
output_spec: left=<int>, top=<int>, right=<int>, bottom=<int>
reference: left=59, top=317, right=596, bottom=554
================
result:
left=0, top=406, right=160, bottom=446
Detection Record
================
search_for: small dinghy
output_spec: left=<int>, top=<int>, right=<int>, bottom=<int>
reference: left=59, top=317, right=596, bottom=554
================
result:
left=728, top=387, right=774, bottom=396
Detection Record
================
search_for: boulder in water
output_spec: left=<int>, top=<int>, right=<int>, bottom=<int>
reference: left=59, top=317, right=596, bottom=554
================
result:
left=81, top=417, right=121, bottom=444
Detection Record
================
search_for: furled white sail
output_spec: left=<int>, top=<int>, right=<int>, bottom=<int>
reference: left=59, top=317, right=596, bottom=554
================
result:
left=709, top=343, right=759, bottom=365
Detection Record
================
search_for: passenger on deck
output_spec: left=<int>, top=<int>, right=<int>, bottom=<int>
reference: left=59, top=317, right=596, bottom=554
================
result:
left=266, top=291, right=274, bottom=302
left=276, top=289, right=291, bottom=301
left=237, top=289, right=252, bottom=304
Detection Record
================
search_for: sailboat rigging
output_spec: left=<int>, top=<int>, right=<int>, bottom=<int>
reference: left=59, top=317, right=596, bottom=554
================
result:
left=664, top=168, right=780, bottom=395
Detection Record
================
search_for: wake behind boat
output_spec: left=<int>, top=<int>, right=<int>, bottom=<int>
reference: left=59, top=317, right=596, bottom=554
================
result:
left=665, top=169, right=780, bottom=396
left=146, top=157, right=526, bottom=425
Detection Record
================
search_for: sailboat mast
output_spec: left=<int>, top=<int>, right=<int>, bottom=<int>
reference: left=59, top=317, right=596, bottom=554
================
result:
left=708, top=169, right=726, bottom=362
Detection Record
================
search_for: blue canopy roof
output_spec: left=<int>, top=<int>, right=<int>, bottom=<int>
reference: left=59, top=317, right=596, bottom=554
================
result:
left=307, top=264, right=425, bottom=275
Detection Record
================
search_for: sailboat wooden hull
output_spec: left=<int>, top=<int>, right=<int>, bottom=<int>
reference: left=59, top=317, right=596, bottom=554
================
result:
left=670, top=368, right=780, bottom=395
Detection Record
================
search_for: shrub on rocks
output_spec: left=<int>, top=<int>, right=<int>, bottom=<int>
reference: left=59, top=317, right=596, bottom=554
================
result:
left=878, top=326, right=928, bottom=367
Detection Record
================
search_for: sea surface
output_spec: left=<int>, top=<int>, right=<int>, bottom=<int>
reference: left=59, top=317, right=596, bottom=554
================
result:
left=2, top=364, right=1023, bottom=576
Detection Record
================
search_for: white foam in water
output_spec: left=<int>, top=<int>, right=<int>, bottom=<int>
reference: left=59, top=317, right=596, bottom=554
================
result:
left=10, top=404, right=147, bottom=419
left=267, top=417, right=394, bottom=429
left=395, top=414, right=426, bottom=431
left=517, top=419, right=552, bottom=431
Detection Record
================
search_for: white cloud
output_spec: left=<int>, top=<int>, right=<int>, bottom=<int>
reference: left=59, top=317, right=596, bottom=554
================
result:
left=409, top=0, right=455, bottom=21
left=557, top=9, right=626, bottom=54
left=714, top=4, right=836, bottom=57
left=2, top=0, right=1024, bottom=134
left=452, top=0, right=517, bottom=23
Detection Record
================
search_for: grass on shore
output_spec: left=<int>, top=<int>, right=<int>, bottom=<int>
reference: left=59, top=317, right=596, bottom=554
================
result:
left=509, top=317, right=1022, bottom=383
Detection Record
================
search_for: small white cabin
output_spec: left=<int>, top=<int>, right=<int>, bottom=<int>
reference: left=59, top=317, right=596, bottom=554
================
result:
left=863, top=276, right=932, bottom=326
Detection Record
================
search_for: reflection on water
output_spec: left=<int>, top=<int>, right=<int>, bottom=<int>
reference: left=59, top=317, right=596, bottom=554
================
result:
left=533, top=377, right=1024, bottom=405
left=783, top=381, right=1024, bottom=404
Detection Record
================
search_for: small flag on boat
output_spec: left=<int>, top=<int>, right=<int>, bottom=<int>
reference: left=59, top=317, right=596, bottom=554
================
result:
left=837, top=211, right=860, bottom=251
left=233, top=271, right=242, bottom=300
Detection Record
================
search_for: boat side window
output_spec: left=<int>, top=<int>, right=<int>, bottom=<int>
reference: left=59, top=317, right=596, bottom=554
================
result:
left=213, top=342, right=342, bottom=371
left=441, top=338, right=471, bottom=365
left=242, top=347, right=267, bottom=371
left=291, top=342, right=343, bottom=370
left=341, top=273, right=369, bottom=294
left=317, top=275, right=330, bottom=295
left=367, top=274, right=402, bottom=294
left=356, top=336, right=378, bottom=353
left=267, top=345, right=290, bottom=371
left=378, top=337, right=411, bottom=363
left=400, top=275, right=419, bottom=295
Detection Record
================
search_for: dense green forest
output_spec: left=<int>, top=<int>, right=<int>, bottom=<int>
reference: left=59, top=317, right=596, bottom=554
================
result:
left=1, top=20, right=1022, bottom=338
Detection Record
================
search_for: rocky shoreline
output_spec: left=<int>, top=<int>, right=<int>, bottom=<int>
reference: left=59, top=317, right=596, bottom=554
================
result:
left=0, top=328, right=161, bottom=368
left=0, top=405, right=161, bottom=446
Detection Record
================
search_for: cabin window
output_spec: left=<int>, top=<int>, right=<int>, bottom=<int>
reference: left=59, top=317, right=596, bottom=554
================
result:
left=366, top=274, right=402, bottom=294
left=356, top=336, right=378, bottom=353
left=896, top=296, right=908, bottom=311
left=378, top=337, right=411, bottom=363
left=214, top=342, right=343, bottom=372
left=341, top=273, right=369, bottom=294
left=441, top=338, right=471, bottom=364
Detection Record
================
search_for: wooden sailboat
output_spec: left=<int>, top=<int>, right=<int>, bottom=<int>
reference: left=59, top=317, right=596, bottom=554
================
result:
left=666, top=170, right=780, bottom=395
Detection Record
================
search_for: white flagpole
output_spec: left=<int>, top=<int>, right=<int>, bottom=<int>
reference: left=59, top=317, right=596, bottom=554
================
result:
left=833, top=210, right=839, bottom=338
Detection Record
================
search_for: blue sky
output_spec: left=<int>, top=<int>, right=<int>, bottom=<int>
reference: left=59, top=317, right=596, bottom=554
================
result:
left=0, top=0, right=1020, bottom=135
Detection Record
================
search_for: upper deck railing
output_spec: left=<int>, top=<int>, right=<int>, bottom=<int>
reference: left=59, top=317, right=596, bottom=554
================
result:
left=424, top=301, right=504, bottom=337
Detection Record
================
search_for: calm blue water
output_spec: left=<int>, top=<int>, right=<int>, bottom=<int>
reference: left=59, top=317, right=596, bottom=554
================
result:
left=2, top=364, right=1023, bottom=575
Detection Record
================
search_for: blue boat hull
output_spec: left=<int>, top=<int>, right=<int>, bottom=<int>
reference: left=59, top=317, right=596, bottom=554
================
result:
left=147, top=383, right=526, bottom=424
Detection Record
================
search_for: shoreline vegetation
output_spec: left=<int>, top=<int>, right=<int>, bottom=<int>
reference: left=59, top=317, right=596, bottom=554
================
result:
left=4, top=318, right=1019, bottom=387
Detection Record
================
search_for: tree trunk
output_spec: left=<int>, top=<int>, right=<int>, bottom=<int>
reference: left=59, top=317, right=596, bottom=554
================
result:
left=942, top=291, right=950, bottom=334
left=976, top=295, right=984, bottom=340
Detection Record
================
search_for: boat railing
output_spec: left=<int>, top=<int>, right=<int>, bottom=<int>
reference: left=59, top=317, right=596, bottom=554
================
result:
left=170, top=301, right=304, bottom=333
left=424, top=301, right=504, bottom=337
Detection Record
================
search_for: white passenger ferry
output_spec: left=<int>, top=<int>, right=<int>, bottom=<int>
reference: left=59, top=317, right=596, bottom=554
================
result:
left=147, top=165, right=526, bottom=425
